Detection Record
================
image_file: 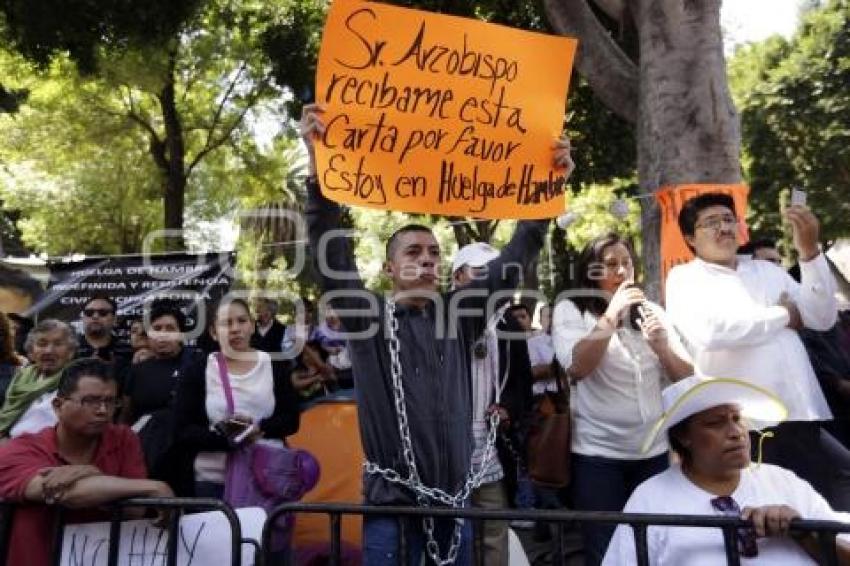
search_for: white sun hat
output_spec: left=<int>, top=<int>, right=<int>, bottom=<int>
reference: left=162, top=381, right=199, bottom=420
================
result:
left=451, top=242, right=500, bottom=274
left=641, top=374, right=788, bottom=454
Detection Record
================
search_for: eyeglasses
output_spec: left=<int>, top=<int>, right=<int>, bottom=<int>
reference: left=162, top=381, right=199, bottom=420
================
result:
left=695, top=214, right=738, bottom=232
left=710, top=496, right=758, bottom=558
left=83, top=308, right=114, bottom=318
left=63, top=395, right=122, bottom=411
left=602, top=259, right=634, bottom=271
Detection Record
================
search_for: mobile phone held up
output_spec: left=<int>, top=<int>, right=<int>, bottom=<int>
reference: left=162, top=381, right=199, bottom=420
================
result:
left=791, top=187, right=807, bottom=207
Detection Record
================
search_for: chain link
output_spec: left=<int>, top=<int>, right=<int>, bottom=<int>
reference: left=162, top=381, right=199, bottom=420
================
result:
left=362, top=298, right=501, bottom=565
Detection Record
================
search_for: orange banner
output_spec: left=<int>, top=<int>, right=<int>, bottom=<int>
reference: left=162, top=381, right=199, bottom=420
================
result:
left=314, top=0, right=577, bottom=219
left=290, top=401, right=364, bottom=548
left=656, top=184, right=750, bottom=287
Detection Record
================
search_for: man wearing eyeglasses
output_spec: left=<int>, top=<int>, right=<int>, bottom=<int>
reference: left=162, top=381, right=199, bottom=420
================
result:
left=0, top=358, right=173, bottom=566
left=75, top=294, right=133, bottom=386
left=665, top=192, right=850, bottom=510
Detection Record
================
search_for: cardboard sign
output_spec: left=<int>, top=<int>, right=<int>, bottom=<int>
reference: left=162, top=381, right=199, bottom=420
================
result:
left=58, top=507, right=266, bottom=566
left=656, top=184, right=750, bottom=286
left=314, top=0, right=577, bottom=219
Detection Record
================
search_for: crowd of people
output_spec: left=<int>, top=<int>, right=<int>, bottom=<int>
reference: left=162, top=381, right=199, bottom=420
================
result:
left=0, top=107, right=849, bottom=566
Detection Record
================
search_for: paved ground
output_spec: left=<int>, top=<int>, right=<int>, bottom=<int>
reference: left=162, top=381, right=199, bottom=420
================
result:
left=514, top=522, right=585, bottom=565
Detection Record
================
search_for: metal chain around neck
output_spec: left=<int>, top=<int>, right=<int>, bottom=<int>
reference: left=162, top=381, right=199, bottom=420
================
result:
left=362, top=298, right=501, bottom=565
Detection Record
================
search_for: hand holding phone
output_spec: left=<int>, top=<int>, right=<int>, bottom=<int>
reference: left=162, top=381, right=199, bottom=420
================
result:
left=214, top=417, right=251, bottom=441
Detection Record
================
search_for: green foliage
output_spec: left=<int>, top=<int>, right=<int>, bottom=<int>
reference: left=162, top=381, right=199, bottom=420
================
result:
left=0, top=0, right=203, bottom=72
left=0, top=83, right=26, bottom=113
left=0, top=0, right=301, bottom=256
left=0, top=52, right=161, bottom=254
left=563, top=181, right=641, bottom=252
left=729, top=0, right=850, bottom=245
left=262, top=0, right=328, bottom=118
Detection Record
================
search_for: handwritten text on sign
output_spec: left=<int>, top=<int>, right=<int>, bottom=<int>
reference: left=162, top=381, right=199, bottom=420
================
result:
left=315, top=0, right=577, bottom=219
left=59, top=507, right=265, bottom=566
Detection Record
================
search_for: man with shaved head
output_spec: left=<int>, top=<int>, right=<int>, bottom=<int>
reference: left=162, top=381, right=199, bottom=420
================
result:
left=301, top=104, right=574, bottom=564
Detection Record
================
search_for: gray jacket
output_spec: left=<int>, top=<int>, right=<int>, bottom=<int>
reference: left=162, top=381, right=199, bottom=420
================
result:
left=305, top=179, right=548, bottom=505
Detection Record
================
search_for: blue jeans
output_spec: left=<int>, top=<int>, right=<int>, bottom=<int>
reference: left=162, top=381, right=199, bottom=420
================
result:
left=570, top=453, right=668, bottom=566
left=363, top=514, right=472, bottom=565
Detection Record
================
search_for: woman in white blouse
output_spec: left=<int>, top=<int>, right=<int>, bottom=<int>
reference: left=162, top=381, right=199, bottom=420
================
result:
left=552, top=233, right=693, bottom=565
left=174, top=298, right=299, bottom=497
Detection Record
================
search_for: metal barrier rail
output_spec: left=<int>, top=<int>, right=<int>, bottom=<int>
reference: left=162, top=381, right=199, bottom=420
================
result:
left=40, top=497, right=245, bottom=566
left=263, top=502, right=850, bottom=566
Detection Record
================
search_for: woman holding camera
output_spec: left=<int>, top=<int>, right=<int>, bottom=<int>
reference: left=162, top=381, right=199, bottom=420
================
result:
left=174, top=298, right=299, bottom=497
left=552, top=233, right=693, bottom=565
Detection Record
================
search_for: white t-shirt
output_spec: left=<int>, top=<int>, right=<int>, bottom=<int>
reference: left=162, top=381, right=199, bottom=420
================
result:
left=665, top=256, right=836, bottom=421
left=194, top=351, right=277, bottom=483
left=603, top=464, right=850, bottom=566
left=10, top=390, right=58, bottom=438
left=528, top=333, right=556, bottom=395
left=552, top=300, right=689, bottom=458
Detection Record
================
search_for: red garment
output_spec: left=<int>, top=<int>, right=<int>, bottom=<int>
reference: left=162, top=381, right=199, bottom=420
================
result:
left=0, top=425, right=146, bottom=566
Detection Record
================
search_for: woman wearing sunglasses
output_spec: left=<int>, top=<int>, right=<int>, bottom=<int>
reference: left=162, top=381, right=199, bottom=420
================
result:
left=603, top=375, right=850, bottom=565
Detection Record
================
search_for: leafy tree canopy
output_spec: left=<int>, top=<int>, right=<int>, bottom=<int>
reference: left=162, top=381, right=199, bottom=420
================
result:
left=729, top=0, right=850, bottom=247
left=0, top=0, right=203, bottom=72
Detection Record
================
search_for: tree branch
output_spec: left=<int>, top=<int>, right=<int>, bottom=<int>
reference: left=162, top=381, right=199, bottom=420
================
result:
left=199, top=61, right=248, bottom=154
left=185, top=76, right=270, bottom=176
left=82, top=87, right=162, bottom=145
left=542, top=0, right=639, bottom=124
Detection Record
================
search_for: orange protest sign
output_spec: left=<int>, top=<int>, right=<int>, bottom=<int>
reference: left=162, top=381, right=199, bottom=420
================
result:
left=314, top=0, right=577, bottom=219
left=656, top=184, right=750, bottom=287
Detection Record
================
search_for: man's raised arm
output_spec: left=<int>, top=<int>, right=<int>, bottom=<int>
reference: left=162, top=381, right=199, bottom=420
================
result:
left=301, top=104, right=375, bottom=334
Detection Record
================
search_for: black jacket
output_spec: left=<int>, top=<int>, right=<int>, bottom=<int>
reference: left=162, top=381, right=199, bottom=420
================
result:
left=251, top=320, right=286, bottom=353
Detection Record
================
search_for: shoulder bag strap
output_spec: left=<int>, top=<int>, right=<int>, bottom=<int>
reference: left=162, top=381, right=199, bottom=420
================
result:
left=214, top=352, right=235, bottom=417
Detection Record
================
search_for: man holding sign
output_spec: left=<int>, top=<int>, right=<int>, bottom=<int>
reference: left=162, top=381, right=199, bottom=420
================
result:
left=305, top=3, right=575, bottom=562
left=302, top=98, right=572, bottom=564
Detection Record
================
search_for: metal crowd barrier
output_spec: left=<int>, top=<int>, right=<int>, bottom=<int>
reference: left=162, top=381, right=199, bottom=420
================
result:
left=263, top=502, right=850, bottom=566
left=0, top=497, right=246, bottom=566
left=2, top=498, right=849, bottom=565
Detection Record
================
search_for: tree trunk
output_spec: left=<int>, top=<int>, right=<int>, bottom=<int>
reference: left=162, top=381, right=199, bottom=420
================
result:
left=159, top=53, right=187, bottom=251
left=634, top=0, right=741, bottom=298
left=544, top=0, right=742, bottom=299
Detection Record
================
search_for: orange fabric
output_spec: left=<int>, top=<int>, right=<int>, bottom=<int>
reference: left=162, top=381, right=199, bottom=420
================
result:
left=289, top=401, right=364, bottom=546
left=656, top=184, right=750, bottom=290
left=315, top=0, right=577, bottom=219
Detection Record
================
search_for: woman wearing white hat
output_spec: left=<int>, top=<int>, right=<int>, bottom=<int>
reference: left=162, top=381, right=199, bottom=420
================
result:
left=603, top=374, right=850, bottom=565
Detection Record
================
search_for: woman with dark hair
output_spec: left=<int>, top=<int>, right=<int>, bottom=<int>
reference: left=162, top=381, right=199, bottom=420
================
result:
left=0, top=312, right=26, bottom=406
left=173, top=298, right=300, bottom=497
left=604, top=375, right=850, bottom=565
left=552, top=232, right=694, bottom=564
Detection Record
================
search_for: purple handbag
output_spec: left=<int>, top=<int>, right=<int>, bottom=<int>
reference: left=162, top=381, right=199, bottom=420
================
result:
left=215, top=353, right=320, bottom=549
